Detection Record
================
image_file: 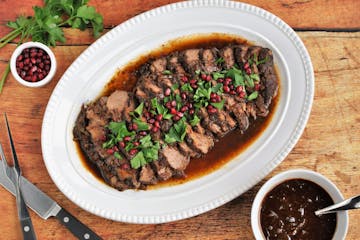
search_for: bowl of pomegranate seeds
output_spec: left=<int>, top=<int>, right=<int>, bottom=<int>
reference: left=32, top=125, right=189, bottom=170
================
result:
left=10, top=41, right=57, bottom=87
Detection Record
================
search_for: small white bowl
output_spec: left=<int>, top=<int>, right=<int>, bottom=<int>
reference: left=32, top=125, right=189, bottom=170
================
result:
left=251, top=169, right=348, bottom=240
left=10, top=41, right=57, bottom=87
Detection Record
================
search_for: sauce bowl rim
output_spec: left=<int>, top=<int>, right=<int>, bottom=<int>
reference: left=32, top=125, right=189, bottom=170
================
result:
left=251, top=168, right=349, bottom=240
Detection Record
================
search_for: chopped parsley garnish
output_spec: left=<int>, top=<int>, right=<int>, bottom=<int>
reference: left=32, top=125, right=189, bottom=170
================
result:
left=164, top=117, right=187, bottom=144
left=162, top=70, right=172, bottom=75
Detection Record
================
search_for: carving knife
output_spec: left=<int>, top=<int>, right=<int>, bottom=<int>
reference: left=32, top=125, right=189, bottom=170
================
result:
left=0, top=158, right=102, bottom=240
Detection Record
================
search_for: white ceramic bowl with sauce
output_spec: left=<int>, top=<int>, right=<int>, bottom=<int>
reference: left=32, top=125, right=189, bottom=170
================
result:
left=251, top=169, right=348, bottom=240
left=10, top=41, right=57, bottom=87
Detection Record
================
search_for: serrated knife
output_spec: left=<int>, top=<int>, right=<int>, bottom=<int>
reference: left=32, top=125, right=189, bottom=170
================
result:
left=0, top=157, right=102, bottom=240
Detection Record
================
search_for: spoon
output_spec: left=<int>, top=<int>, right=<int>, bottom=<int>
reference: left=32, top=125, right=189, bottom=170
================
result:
left=315, top=195, right=360, bottom=216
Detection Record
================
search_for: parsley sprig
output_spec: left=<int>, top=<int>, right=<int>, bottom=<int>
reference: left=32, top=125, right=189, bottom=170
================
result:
left=0, top=0, right=104, bottom=93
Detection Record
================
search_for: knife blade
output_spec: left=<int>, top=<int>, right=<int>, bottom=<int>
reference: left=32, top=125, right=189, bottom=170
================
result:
left=0, top=158, right=102, bottom=240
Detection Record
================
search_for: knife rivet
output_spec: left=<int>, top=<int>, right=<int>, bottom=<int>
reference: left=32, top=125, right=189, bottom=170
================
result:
left=24, top=226, right=30, bottom=232
left=84, top=233, right=90, bottom=239
left=63, top=217, right=69, bottom=223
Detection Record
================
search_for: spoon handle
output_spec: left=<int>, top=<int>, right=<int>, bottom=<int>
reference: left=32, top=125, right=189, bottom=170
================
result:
left=315, top=195, right=360, bottom=215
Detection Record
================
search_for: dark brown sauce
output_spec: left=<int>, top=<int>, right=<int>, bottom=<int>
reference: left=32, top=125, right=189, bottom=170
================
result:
left=260, top=179, right=336, bottom=240
left=77, top=33, right=280, bottom=187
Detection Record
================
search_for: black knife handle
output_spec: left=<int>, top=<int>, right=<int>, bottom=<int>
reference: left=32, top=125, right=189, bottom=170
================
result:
left=55, top=208, right=102, bottom=240
left=20, top=217, right=37, bottom=240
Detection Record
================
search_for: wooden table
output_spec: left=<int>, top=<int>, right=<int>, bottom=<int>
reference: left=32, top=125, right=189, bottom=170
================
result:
left=0, top=1, right=359, bottom=239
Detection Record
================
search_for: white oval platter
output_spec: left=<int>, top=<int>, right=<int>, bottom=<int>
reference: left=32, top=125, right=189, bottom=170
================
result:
left=42, top=0, right=314, bottom=223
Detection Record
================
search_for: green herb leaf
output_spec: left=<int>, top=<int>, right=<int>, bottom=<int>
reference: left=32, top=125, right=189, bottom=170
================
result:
left=247, top=91, right=259, bottom=101
left=211, top=83, right=223, bottom=94
left=210, top=99, right=225, bottom=110
left=257, top=56, right=270, bottom=65
left=250, top=73, right=260, bottom=81
left=195, top=69, right=201, bottom=75
left=189, top=114, right=200, bottom=126
left=245, top=75, right=254, bottom=88
left=133, top=102, right=144, bottom=118
left=171, top=83, right=179, bottom=91
left=162, top=70, right=172, bottom=75
left=215, top=57, right=225, bottom=64
left=114, top=151, right=122, bottom=159
left=130, top=151, right=146, bottom=169
left=164, top=118, right=187, bottom=144
left=212, top=72, right=225, bottom=81
left=133, top=118, right=149, bottom=131
left=181, top=83, right=194, bottom=92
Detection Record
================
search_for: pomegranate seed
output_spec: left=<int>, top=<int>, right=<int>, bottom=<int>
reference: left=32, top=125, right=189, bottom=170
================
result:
left=191, top=83, right=198, bottom=89
left=132, top=123, right=138, bottom=131
left=223, top=85, right=230, bottom=93
left=246, top=68, right=251, bottom=75
left=170, top=108, right=177, bottom=114
left=165, top=102, right=172, bottom=109
left=17, top=55, right=23, bottom=61
left=128, top=124, right=133, bottom=131
left=188, top=103, right=193, bottom=109
left=189, top=109, right=195, bottom=115
left=148, top=118, right=155, bottom=124
left=171, top=100, right=176, bottom=107
left=255, top=83, right=261, bottom=91
left=201, top=73, right=207, bottom=80
left=156, top=114, right=163, bottom=121
left=206, top=75, right=212, bottom=81
left=189, top=79, right=197, bottom=84
left=38, top=74, right=44, bottom=80
left=20, top=71, right=26, bottom=78
left=236, top=86, right=243, bottom=93
left=37, top=52, right=43, bottom=57
left=154, top=121, right=160, bottom=128
left=139, top=131, right=147, bottom=136
left=129, top=149, right=138, bottom=155
left=181, top=92, right=187, bottom=100
left=244, top=62, right=250, bottom=69
left=210, top=93, right=217, bottom=99
left=225, top=78, right=232, bottom=85
left=216, top=95, right=221, bottom=102
left=173, top=115, right=180, bottom=121
left=24, top=58, right=30, bottom=65
left=218, top=78, right=224, bottom=83
left=180, top=106, right=188, bottom=112
left=121, top=163, right=129, bottom=170
left=124, top=136, right=131, bottom=142
left=152, top=126, right=159, bottom=133
left=181, top=76, right=188, bottom=82
left=100, top=135, right=106, bottom=141
left=119, top=141, right=125, bottom=148
left=107, top=149, right=114, bottom=154
left=229, top=84, right=234, bottom=90
left=165, top=88, right=171, bottom=96
left=133, top=141, right=140, bottom=147
left=207, top=106, right=217, bottom=114
left=31, top=58, right=36, bottom=64
left=31, top=75, right=38, bottom=82
left=230, top=90, right=236, bottom=95
left=239, top=91, right=246, bottom=98
left=25, top=76, right=31, bottom=81
left=177, top=112, right=184, bottom=118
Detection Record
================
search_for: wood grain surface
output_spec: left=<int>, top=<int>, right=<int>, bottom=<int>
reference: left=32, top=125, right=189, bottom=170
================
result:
left=0, top=1, right=359, bottom=239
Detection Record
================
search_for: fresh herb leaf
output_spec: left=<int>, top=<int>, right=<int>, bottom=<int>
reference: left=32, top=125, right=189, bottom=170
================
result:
left=212, top=83, right=223, bottom=94
left=257, top=56, right=269, bottom=65
left=114, top=152, right=122, bottom=159
left=210, top=99, right=225, bottom=110
left=164, top=117, right=187, bottom=144
left=131, top=102, right=144, bottom=118
left=245, top=75, right=254, bottom=88
left=133, top=118, right=149, bottom=131
left=130, top=152, right=146, bottom=169
left=181, top=83, right=194, bottom=92
left=250, top=73, right=260, bottom=81
left=247, top=91, right=259, bottom=101
left=215, top=57, right=225, bottom=64
left=189, top=114, right=200, bottom=126
left=162, top=70, right=172, bottom=75
left=195, top=69, right=201, bottom=75
left=212, top=72, right=225, bottom=81
left=171, top=83, right=179, bottom=91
